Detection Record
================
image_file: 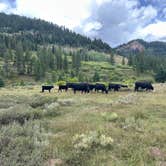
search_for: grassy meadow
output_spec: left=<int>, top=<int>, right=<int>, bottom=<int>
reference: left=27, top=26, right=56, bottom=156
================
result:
left=0, top=84, right=166, bottom=166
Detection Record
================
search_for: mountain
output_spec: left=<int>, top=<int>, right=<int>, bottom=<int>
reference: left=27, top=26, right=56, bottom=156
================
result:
left=115, top=39, right=166, bottom=56
left=0, top=12, right=111, bottom=53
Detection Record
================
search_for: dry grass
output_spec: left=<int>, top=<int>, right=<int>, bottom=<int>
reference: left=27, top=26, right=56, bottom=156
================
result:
left=0, top=84, right=166, bottom=165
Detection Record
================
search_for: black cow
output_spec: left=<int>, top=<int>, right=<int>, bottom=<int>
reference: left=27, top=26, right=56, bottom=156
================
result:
left=58, top=85, right=68, bottom=92
left=66, top=83, right=76, bottom=89
left=134, top=81, right=154, bottom=91
left=95, top=84, right=108, bottom=94
left=42, top=85, right=54, bottom=93
left=88, top=84, right=96, bottom=91
left=72, top=83, right=90, bottom=94
left=108, top=83, right=128, bottom=91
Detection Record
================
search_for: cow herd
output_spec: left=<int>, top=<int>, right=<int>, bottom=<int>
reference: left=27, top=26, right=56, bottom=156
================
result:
left=42, top=81, right=154, bottom=93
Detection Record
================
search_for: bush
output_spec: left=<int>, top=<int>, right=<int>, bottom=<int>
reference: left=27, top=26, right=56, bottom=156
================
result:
left=0, top=122, right=48, bottom=166
left=29, top=95, right=57, bottom=108
left=73, top=131, right=114, bottom=151
left=56, top=80, right=66, bottom=86
left=0, top=77, right=5, bottom=87
left=0, top=104, right=43, bottom=125
left=101, top=112, right=118, bottom=122
left=67, top=77, right=78, bottom=83
left=20, top=80, right=25, bottom=86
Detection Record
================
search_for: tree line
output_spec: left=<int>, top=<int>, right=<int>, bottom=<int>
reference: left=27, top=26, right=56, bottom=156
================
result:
left=128, top=53, right=166, bottom=82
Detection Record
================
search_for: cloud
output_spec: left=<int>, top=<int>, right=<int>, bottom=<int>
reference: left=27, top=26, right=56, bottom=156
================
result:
left=12, top=0, right=92, bottom=29
left=76, top=0, right=159, bottom=46
left=138, top=21, right=166, bottom=41
left=0, top=2, right=7, bottom=11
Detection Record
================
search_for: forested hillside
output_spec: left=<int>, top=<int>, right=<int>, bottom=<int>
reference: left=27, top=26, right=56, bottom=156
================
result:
left=0, top=13, right=166, bottom=85
left=0, top=12, right=138, bottom=85
left=0, top=13, right=111, bottom=52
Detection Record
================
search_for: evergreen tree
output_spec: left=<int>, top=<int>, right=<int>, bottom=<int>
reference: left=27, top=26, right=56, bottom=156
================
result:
left=110, top=54, right=115, bottom=65
left=122, top=56, right=125, bottom=65
left=155, top=67, right=166, bottom=83
left=93, top=71, right=100, bottom=82
left=128, top=54, right=133, bottom=66
left=15, top=42, right=25, bottom=74
left=3, top=50, right=11, bottom=77
left=0, top=77, right=5, bottom=87
left=63, top=55, right=68, bottom=72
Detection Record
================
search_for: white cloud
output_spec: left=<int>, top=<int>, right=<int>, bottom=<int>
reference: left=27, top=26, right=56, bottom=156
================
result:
left=76, top=0, right=158, bottom=46
left=138, top=21, right=166, bottom=41
left=12, top=0, right=92, bottom=29
left=0, top=2, right=7, bottom=11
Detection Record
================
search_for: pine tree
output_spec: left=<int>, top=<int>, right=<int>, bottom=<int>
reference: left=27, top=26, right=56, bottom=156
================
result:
left=110, top=54, right=115, bottom=65
left=15, top=42, right=25, bottom=75
left=128, top=54, right=133, bottom=66
left=122, top=56, right=125, bottom=65
left=3, top=50, right=11, bottom=77
left=63, top=55, right=68, bottom=72
left=155, top=67, right=166, bottom=83
left=93, top=71, right=100, bottom=82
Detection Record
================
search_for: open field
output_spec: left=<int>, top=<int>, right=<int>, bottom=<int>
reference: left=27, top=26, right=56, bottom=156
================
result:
left=0, top=84, right=166, bottom=166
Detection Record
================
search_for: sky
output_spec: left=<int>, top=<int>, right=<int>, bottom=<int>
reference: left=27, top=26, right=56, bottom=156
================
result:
left=0, top=0, right=166, bottom=47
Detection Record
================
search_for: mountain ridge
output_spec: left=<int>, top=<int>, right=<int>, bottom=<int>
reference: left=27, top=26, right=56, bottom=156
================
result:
left=115, top=39, right=166, bottom=56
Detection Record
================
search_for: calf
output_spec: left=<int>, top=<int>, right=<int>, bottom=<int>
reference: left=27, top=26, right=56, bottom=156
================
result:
left=58, top=85, right=68, bottom=92
left=135, top=81, right=154, bottom=91
left=108, top=83, right=128, bottom=91
left=42, top=85, right=54, bottom=93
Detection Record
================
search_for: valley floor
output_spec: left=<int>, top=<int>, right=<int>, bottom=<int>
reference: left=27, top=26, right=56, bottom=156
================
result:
left=0, top=84, right=166, bottom=166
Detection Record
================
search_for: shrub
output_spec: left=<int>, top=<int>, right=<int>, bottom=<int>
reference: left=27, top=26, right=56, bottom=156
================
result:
left=67, top=77, right=78, bottom=83
left=0, top=77, right=5, bottom=87
left=101, top=112, right=118, bottom=122
left=72, top=131, right=114, bottom=151
left=0, top=122, right=48, bottom=166
left=20, top=80, right=25, bottom=86
left=0, top=104, right=43, bottom=125
left=56, top=80, right=66, bottom=86
left=29, top=95, right=57, bottom=108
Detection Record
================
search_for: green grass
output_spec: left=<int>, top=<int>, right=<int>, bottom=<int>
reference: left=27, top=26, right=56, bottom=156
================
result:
left=0, top=84, right=166, bottom=165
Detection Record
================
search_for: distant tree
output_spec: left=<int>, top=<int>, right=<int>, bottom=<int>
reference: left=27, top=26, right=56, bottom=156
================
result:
left=155, top=67, right=166, bottom=83
left=122, top=56, right=125, bottom=65
left=63, top=55, right=68, bottom=72
left=3, top=50, right=11, bottom=77
left=15, top=42, right=25, bottom=74
left=93, top=71, right=100, bottom=82
left=110, top=54, right=115, bottom=65
left=0, top=77, right=5, bottom=87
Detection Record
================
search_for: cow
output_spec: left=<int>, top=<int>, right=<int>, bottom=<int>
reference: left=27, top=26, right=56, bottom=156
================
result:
left=134, top=81, right=154, bottom=91
left=108, top=83, right=128, bottom=91
left=88, top=84, right=96, bottom=92
left=66, top=82, right=76, bottom=89
left=95, top=83, right=108, bottom=94
left=42, top=85, right=54, bottom=93
left=72, top=83, right=90, bottom=94
left=58, top=85, right=68, bottom=92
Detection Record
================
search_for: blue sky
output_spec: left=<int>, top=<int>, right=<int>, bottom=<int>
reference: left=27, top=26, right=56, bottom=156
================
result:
left=0, top=0, right=166, bottom=47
